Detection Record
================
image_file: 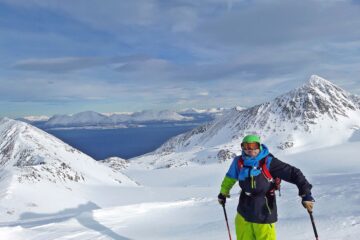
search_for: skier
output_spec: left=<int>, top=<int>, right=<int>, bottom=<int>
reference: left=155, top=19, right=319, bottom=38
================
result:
left=218, top=134, right=315, bottom=240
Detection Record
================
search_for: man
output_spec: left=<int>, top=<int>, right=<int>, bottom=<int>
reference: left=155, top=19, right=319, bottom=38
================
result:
left=218, top=134, right=315, bottom=240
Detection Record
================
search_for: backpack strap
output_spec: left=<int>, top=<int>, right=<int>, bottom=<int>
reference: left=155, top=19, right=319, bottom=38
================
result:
left=260, top=155, right=273, bottom=182
left=261, top=154, right=282, bottom=195
left=237, top=156, right=244, bottom=170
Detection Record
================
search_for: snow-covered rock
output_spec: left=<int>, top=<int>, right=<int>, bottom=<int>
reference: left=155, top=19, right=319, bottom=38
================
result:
left=99, top=157, right=130, bottom=172
left=132, top=75, right=360, bottom=168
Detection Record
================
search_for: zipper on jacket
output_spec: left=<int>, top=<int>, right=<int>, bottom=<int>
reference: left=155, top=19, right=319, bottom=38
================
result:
left=264, top=196, right=272, bottom=215
left=251, top=175, right=256, bottom=189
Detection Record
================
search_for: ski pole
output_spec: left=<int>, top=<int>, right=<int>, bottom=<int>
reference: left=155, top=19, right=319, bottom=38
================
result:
left=308, top=210, right=319, bottom=240
left=221, top=203, right=232, bottom=240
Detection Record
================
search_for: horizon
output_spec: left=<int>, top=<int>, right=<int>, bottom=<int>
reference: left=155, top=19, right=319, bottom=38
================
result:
left=16, top=106, right=227, bottom=119
left=1, top=0, right=360, bottom=118
left=5, top=74, right=358, bottom=119
left=10, top=74, right=355, bottom=119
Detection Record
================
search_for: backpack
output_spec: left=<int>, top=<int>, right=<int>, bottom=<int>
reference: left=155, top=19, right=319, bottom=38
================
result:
left=237, top=155, right=282, bottom=196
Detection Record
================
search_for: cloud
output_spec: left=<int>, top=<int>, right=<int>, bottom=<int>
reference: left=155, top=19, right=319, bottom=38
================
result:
left=115, top=58, right=171, bottom=72
left=0, top=0, right=160, bottom=26
left=197, top=91, right=209, bottom=96
left=169, top=6, right=199, bottom=32
left=2, top=0, right=360, bottom=116
left=0, top=75, right=145, bottom=106
left=195, top=0, right=360, bottom=47
left=12, top=55, right=150, bottom=73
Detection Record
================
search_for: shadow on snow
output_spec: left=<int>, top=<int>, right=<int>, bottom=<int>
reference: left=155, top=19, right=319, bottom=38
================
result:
left=7, top=202, right=132, bottom=240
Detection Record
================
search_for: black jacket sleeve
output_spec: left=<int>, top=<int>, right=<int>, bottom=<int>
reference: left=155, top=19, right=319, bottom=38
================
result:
left=269, top=156, right=312, bottom=196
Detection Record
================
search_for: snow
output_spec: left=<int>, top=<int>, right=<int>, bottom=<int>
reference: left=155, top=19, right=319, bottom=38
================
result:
left=1, top=144, right=360, bottom=239
left=1, top=75, right=360, bottom=239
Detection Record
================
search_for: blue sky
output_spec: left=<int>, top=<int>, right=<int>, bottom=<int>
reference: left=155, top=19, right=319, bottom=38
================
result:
left=1, top=0, right=360, bottom=118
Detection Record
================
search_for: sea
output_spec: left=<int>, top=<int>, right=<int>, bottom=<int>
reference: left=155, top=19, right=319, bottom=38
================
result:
left=45, top=124, right=198, bottom=160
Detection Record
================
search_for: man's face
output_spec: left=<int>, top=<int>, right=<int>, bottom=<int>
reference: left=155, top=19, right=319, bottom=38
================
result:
left=243, top=148, right=260, bottom=158
left=242, top=142, right=260, bottom=158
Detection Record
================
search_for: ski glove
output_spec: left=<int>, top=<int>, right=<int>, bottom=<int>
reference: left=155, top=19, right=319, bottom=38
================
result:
left=302, top=194, right=315, bottom=212
left=218, top=193, right=227, bottom=205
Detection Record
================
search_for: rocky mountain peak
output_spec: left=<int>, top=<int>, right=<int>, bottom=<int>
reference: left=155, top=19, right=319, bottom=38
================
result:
left=308, top=74, right=335, bottom=87
left=273, top=75, right=357, bottom=123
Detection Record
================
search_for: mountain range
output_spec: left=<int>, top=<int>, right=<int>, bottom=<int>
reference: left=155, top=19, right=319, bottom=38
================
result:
left=22, top=109, right=227, bottom=129
left=131, top=75, right=360, bottom=168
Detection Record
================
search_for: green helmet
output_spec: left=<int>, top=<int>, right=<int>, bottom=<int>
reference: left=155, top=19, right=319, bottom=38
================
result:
left=242, top=134, right=261, bottom=144
left=242, top=134, right=262, bottom=150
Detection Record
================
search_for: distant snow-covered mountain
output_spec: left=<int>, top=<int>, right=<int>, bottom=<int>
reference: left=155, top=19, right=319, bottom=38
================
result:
left=178, top=107, right=231, bottom=124
left=130, top=110, right=192, bottom=122
left=179, top=107, right=228, bottom=114
left=21, top=108, right=230, bottom=130
left=22, top=115, right=50, bottom=122
left=131, top=75, right=360, bottom=168
left=42, top=110, right=194, bottom=129
left=45, top=111, right=111, bottom=127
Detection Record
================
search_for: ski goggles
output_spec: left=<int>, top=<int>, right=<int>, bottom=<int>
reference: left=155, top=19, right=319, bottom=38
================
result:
left=241, top=142, right=260, bottom=150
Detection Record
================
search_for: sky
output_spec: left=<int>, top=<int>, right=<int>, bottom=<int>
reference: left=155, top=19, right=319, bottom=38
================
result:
left=1, top=0, right=360, bottom=118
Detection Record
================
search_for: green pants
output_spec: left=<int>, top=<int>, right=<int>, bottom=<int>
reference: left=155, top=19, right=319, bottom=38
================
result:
left=235, top=213, right=276, bottom=240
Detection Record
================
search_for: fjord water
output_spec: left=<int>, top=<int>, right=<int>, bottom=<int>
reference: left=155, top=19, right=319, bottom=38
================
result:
left=46, top=124, right=196, bottom=160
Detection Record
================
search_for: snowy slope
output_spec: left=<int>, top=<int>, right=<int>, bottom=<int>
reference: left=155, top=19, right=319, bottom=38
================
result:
left=0, top=141, right=360, bottom=239
left=0, top=118, right=137, bottom=221
left=131, top=75, right=360, bottom=169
